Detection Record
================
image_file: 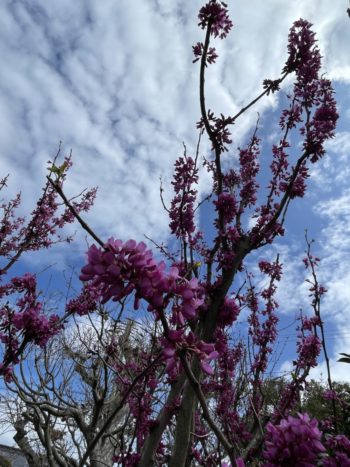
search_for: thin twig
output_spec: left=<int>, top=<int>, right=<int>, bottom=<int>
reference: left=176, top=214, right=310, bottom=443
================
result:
left=47, top=177, right=104, bottom=248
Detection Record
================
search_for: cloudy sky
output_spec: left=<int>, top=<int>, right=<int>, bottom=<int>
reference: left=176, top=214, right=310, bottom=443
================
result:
left=1, top=0, right=350, bottom=422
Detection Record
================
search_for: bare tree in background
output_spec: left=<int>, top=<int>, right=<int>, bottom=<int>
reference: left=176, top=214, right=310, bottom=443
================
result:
left=0, top=308, right=151, bottom=467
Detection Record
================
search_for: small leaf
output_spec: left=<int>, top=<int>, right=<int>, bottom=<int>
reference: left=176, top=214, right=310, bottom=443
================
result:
left=338, top=357, right=350, bottom=364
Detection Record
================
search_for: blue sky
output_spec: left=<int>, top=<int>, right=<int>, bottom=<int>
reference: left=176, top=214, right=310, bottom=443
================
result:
left=1, top=0, right=350, bottom=437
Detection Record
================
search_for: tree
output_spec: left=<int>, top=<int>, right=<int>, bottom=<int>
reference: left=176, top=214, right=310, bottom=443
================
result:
left=1, top=1, right=349, bottom=466
left=257, top=377, right=350, bottom=436
left=0, top=454, right=11, bottom=467
left=302, top=380, right=350, bottom=439
left=1, top=310, right=156, bottom=466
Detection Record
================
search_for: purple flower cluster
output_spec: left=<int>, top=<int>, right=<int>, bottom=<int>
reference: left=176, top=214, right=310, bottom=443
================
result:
left=0, top=363, right=13, bottom=382
left=280, top=162, right=309, bottom=199
left=12, top=304, right=60, bottom=348
left=247, top=260, right=281, bottom=382
left=0, top=157, right=96, bottom=259
left=80, top=239, right=204, bottom=319
left=214, top=193, right=238, bottom=226
left=112, top=452, right=140, bottom=467
left=284, top=19, right=338, bottom=162
left=284, top=19, right=320, bottom=77
left=0, top=190, right=24, bottom=258
left=239, top=136, right=260, bottom=207
left=324, top=434, right=350, bottom=466
left=198, top=1, right=233, bottom=39
left=169, top=155, right=198, bottom=240
left=206, top=334, right=252, bottom=450
left=304, top=78, right=338, bottom=162
left=79, top=239, right=223, bottom=378
left=296, top=331, right=321, bottom=369
left=263, top=413, right=326, bottom=466
left=196, top=110, right=234, bottom=153
left=0, top=273, right=62, bottom=379
left=162, top=330, right=219, bottom=378
left=217, top=297, right=240, bottom=326
left=192, top=42, right=218, bottom=65
left=259, top=260, right=283, bottom=281
left=65, top=283, right=103, bottom=316
left=0, top=157, right=96, bottom=375
left=250, top=208, right=285, bottom=248
left=81, top=239, right=172, bottom=306
left=246, top=19, right=337, bottom=255
left=6, top=275, right=61, bottom=347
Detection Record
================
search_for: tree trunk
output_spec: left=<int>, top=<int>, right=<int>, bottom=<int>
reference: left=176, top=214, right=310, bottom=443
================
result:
left=14, top=419, right=45, bottom=467
left=169, top=243, right=249, bottom=465
left=139, top=374, right=186, bottom=467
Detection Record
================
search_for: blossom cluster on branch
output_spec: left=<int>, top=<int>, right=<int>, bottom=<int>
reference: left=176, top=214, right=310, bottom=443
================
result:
left=0, top=157, right=96, bottom=379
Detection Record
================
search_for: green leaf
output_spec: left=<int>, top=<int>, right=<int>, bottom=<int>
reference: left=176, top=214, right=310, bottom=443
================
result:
left=338, top=357, right=350, bottom=364
left=48, top=161, right=68, bottom=176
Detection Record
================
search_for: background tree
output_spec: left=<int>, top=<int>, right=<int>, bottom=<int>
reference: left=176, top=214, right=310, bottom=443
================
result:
left=0, top=309, right=155, bottom=467
left=257, top=377, right=350, bottom=436
left=302, top=380, right=350, bottom=439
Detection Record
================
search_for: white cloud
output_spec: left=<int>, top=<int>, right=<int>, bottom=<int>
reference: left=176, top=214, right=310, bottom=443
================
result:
left=309, top=358, right=350, bottom=384
left=309, top=132, right=350, bottom=192
left=0, top=0, right=348, bottom=255
left=279, top=357, right=350, bottom=384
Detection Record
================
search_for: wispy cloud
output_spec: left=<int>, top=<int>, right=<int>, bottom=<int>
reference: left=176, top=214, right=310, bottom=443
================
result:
left=1, top=1, right=349, bottom=248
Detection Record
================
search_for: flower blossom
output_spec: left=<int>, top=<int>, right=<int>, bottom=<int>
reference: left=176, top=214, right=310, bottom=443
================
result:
left=169, top=155, right=198, bottom=240
left=198, top=1, right=233, bottom=39
left=323, top=434, right=350, bottom=466
left=263, top=413, right=325, bottom=466
left=80, top=239, right=204, bottom=321
left=161, top=330, right=218, bottom=379
left=217, top=297, right=240, bottom=326
left=192, top=42, right=218, bottom=65
left=214, top=193, right=238, bottom=225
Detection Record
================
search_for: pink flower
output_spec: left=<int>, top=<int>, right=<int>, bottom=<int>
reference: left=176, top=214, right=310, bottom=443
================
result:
left=0, top=364, right=13, bottom=382
left=169, top=155, right=198, bottom=240
left=198, top=1, right=233, bottom=39
left=214, top=193, right=237, bottom=225
left=218, top=297, right=240, bottom=326
left=263, top=413, right=325, bottom=466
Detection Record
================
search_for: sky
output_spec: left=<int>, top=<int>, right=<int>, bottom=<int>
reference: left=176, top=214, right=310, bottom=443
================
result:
left=0, top=0, right=350, bottom=443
